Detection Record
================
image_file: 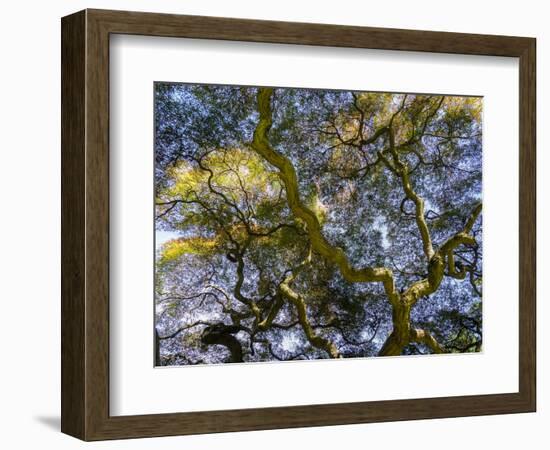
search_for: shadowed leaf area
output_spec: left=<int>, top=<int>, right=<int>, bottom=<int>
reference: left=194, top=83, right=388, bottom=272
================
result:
left=154, top=83, right=482, bottom=365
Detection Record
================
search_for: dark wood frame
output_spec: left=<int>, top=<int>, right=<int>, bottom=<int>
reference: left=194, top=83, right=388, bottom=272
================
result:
left=61, top=8, right=536, bottom=441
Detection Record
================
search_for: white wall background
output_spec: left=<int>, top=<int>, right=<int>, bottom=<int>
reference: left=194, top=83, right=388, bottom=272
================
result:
left=0, top=1, right=546, bottom=448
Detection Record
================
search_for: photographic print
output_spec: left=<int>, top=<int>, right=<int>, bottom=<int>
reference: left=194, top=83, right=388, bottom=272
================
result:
left=154, top=83, right=482, bottom=366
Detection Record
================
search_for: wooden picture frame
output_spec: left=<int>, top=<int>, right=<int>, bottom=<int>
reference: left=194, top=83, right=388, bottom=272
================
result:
left=61, top=9, right=536, bottom=441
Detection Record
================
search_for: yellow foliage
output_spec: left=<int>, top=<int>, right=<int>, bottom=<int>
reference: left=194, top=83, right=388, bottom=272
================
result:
left=159, top=147, right=282, bottom=206
left=306, top=190, right=328, bottom=225
left=159, top=236, right=220, bottom=263
left=444, top=96, right=483, bottom=122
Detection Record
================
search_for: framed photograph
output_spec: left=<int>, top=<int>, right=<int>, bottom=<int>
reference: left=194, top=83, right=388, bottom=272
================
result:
left=61, top=9, right=536, bottom=441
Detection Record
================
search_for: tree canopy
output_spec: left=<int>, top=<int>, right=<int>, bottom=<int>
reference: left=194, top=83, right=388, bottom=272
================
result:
left=154, top=83, right=482, bottom=365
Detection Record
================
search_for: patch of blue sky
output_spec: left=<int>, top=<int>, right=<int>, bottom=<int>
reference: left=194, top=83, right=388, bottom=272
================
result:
left=155, top=230, right=182, bottom=249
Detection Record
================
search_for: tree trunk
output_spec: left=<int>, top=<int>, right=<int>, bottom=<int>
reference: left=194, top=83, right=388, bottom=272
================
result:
left=378, top=299, right=411, bottom=356
left=201, top=324, right=244, bottom=363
